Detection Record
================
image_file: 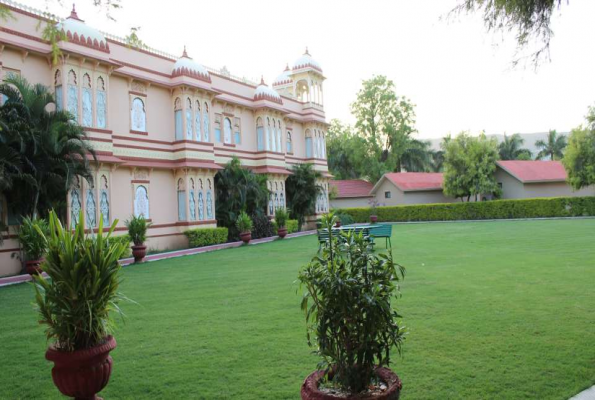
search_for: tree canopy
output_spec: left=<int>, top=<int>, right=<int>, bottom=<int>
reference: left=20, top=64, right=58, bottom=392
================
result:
left=498, top=133, right=532, bottom=160
left=285, top=163, right=321, bottom=230
left=562, top=106, right=595, bottom=190
left=535, top=129, right=567, bottom=160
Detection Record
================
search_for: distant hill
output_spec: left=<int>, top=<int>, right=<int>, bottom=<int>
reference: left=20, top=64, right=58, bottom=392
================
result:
left=427, top=132, right=570, bottom=157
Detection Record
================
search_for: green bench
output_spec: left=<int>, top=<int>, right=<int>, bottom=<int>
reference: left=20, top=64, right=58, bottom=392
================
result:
left=369, top=224, right=392, bottom=248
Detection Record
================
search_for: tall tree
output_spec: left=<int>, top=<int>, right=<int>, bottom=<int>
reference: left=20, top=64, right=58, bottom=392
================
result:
left=498, top=133, right=532, bottom=160
left=326, top=119, right=369, bottom=180
left=285, top=163, right=321, bottom=230
left=443, top=132, right=500, bottom=201
left=0, top=76, right=96, bottom=219
left=535, top=130, right=567, bottom=160
left=562, top=105, right=595, bottom=190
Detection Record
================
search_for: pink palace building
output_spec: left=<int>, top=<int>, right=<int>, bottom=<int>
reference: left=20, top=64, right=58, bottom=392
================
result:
left=0, top=2, right=331, bottom=276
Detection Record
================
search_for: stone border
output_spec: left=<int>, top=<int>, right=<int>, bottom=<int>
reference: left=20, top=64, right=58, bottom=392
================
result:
left=0, top=230, right=316, bottom=288
left=570, top=385, right=595, bottom=400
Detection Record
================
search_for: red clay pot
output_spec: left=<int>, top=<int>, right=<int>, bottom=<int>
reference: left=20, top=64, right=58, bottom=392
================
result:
left=25, top=258, right=44, bottom=275
left=301, top=367, right=402, bottom=400
left=240, top=231, right=252, bottom=244
left=335, top=220, right=342, bottom=228
left=278, top=227, right=288, bottom=239
left=131, top=245, right=146, bottom=263
left=46, top=336, right=117, bottom=400
left=370, top=215, right=378, bottom=224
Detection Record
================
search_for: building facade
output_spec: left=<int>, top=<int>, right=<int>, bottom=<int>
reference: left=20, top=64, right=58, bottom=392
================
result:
left=0, top=2, right=331, bottom=277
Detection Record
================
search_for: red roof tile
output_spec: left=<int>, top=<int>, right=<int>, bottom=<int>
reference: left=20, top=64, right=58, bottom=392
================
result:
left=330, top=180, right=373, bottom=198
left=497, top=160, right=567, bottom=183
left=384, top=172, right=443, bottom=192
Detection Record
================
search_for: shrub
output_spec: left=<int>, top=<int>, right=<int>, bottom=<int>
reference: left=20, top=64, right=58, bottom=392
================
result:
left=272, top=219, right=299, bottom=235
left=339, top=196, right=595, bottom=223
left=236, top=211, right=253, bottom=233
left=109, top=234, right=132, bottom=259
left=32, top=211, right=128, bottom=351
left=251, top=213, right=275, bottom=239
left=333, top=210, right=355, bottom=226
left=184, top=227, right=228, bottom=248
left=298, top=213, right=406, bottom=394
left=125, top=215, right=150, bottom=246
left=17, top=216, right=49, bottom=260
left=275, top=207, right=289, bottom=228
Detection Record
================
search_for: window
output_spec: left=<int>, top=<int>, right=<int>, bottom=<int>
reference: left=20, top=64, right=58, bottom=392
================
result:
left=54, top=70, right=63, bottom=111
left=266, top=118, right=272, bottom=151
left=234, top=117, right=241, bottom=144
left=96, top=77, right=106, bottom=128
left=498, top=182, right=503, bottom=190
left=305, top=129, right=313, bottom=158
left=256, top=117, right=264, bottom=151
left=224, top=117, right=232, bottom=144
left=189, top=178, right=196, bottom=221
left=198, top=180, right=205, bottom=220
left=186, top=98, right=193, bottom=140
left=174, top=97, right=183, bottom=140
left=321, top=133, right=326, bottom=159
left=67, top=70, right=78, bottom=121
left=134, top=185, right=149, bottom=218
left=195, top=101, right=202, bottom=141
left=276, top=120, right=282, bottom=153
left=82, top=74, right=93, bottom=127
left=385, top=191, right=391, bottom=199
left=99, top=175, right=109, bottom=225
left=268, top=193, right=274, bottom=215
left=206, top=179, right=213, bottom=219
left=215, top=114, right=222, bottom=142
left=85, top=183, right=97, bottom=227
left=131, top=97, right=146, bottom=132
left=280, top=192, right=285, bottom=208
left=203, top=102, right=210, bottom=141
left=286, top=131, right=292, bottom=153
left=177, top=178, right=186, bottom=221
left=70, top=177, right=82, bottom=227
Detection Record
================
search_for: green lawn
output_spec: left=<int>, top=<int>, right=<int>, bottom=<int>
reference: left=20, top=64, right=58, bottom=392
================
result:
left=1, top=219, right=594, bottom=399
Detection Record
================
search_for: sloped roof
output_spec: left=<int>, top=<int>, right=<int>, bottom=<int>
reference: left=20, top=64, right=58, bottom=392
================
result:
left=497, top=160, right=567, bottom=183
left=330, top=180, right=374, bottom=198
left=372, top=172, right=444, bottom=193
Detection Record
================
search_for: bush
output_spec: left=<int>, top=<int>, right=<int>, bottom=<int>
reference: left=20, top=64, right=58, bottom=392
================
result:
left=275, top=207, right=289, bottom=228
left=184, top=227, right=228, bottom=248
left=251, top=213, right=275, bottom=239
left=333, top=210, right=355, bottom=226
left=339, top=196, right=595, bottom=223
left=109, top=234, right=132, bottom=259
left=17, top=216, right=49, bottom=260
left=125, top=215, right=150, bottom=245
left=236, top=211, right=253, bottom=233
left=272, top=219, right=299, bottom=235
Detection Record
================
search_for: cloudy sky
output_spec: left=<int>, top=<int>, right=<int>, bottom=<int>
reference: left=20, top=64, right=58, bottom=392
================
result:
left=26, top=0, right=595, bottom=139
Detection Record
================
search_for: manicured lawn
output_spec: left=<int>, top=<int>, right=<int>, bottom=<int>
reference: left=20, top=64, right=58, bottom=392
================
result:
left=1, top=219, right=594, bottom=399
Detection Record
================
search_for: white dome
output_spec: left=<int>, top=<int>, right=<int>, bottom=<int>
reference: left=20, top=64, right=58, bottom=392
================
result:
left=56, top=6, right=108, bottom=52
left=172, top=48, right=210, bottom=82
left=273, top=66, right=292, bottom=86
left=292, top=48, right=322, bottom=72
left=254, top=78, right=282, bottom=104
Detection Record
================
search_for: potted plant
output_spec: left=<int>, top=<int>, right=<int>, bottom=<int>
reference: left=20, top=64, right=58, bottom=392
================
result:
left=17, top=216, right=50, bottom=275
left=298, top=213, right=406, bottom=400
left=275, top=207, right=289, bottom=239
left=126, top=215, right=149, bottom=263
left=368, top=198, right=380, bottom=224
left=32, top=211, right=128, bottom=400
left=236, top=211, right=253, bottom=244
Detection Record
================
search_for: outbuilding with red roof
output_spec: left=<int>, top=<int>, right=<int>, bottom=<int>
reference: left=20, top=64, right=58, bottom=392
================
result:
left=329, top=179, right=374, bottom=208
left=370, top=172, right=457, bottom=206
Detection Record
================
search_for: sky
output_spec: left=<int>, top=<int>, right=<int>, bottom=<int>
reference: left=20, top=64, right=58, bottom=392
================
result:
left=24, top=0, right=595, bottom=139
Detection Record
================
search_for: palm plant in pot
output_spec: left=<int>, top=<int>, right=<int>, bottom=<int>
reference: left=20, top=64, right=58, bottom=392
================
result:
left=368, top=198, right=380, bottom=224
left=298, top=213, right=406, bottom=400
left=32, top=210, right=128, bottom=400
left=126, top=215, right=149, bottom=263
left=275, top=207, right=289, bottom=239
left=17, top=216, right=50, bottom=275
left=236, top=211, right=253, bottom=244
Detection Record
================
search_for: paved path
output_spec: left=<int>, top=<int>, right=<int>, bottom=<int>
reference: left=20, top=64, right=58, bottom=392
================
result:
left=571, top=386, right=595, bottom=400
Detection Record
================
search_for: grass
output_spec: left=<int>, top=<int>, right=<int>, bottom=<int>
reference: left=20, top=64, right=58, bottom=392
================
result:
left=0, top=219, right=594, bottom=399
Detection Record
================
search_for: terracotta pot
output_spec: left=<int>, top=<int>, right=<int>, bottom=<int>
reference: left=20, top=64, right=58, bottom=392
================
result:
left=370, top=215, right=378, bottom=224
left=301, top=367, right=402, bottom=400
left=131, top=245, right=146, bottom=263
left=25, top=258, right=44, bottom=275
left=335, top=220, right=342, bottom=228
left=46, top=336, right=117, bottom=400
left=278, top=227, right=288, bottom=239
left=240, top=231, right=252, bottom=244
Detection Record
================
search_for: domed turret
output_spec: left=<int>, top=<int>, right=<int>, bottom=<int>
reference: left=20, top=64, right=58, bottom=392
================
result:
left=56, top=5, right=109, bottom=52
left=171, top=47, right=211, bottom=83
left=292, top=48, right=322, bottom=72
left=254, top=77, right=283, bottom=105
left=273, top=64, right=292, bottom=87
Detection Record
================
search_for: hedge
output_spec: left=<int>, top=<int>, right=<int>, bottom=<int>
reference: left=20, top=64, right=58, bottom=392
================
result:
left=110, top=234, right=132, bottom=258
left=272, top=219, right=299, bottom=235
left=184, top=227, right=229, bottom=248
left=338, top=196, right=595, bottom=223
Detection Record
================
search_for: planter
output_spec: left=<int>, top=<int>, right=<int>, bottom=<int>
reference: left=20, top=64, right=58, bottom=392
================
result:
left=301, top=367, right=402, bottom=400
left=334, top=220, right=342, bottom=228
left=131, top=245, right=147, bottom=263
left=25, top=258, right=44, bottom=275
left=278, top=227, right=288, bottom=239
left=240, top=231, right=252, bottom=244
left=46, top=335, right=117, bottom=400
left=370, top=215, right=378, bottom=224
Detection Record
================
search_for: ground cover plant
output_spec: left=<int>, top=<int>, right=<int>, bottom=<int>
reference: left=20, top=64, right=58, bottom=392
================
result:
left=0, top=219, right=594, bottom=399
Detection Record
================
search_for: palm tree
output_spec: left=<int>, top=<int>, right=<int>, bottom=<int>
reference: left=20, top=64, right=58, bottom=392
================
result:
left=0, top=75, right=95, bottom=218
left=498, top=133, right=532, bottom=160
left=535, top=130, right=567, bottom=160
left=399, top=139, right=434, bottom=172
left=286, top=163, right=321, bottom=230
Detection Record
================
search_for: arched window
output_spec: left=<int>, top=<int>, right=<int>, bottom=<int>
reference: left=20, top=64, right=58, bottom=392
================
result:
left=234, top=118, right=241, bottom=144
left=96, top=77, right=106, bottom=128
left=215, top=116, right=222, bottom=143
left=174, top=97, right=183, bottom=140
left=85, top=182, right=96, bottom=227
left=203, top=102, right=210, bottom=142
left=67, top=70, right=78, bottom=121
left=224, top=117, right=232, bottom=144
left=269, top=193, right=274, bottom=215
left=54, top=70, right=63, bottom=112
left=280, top=192, right=285, bottom=208
left=266, top=118, right=272, bottom=151
left=134, top=185, right=149, bottom=218
left=70, top=177, right=82, bottom=227
left=274, top=192, right=279, bottom=210
left=286, top=131, right=292, bottom=153
left=82, top=73, right=93, bottom=127
left=305, top=129, right=313, bottom=158
left=313, top=131, right=319, bottom=158
left=131, top=97, right=146, bottom=132
left=198, top=180, right=205, bottom=221
left=206, top=180, right=213, bottom=220
left=256, top=117, right=264, bottom=151
left=276, top=121, right=281, bottom=152
left=189, top=178, right=196, bottom=221
left=99, top=175, right=109, bottom=225
left=195, top=101, right=202, bottom=141
left=177, top=178, right=186, bottom=221
left=321, top=133, right=326, bottom=159
left=186, top=98, right=193, bottom=140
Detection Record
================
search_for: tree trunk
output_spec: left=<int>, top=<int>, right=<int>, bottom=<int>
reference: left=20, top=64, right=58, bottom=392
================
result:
left=32, top=187, right=40, bottom=219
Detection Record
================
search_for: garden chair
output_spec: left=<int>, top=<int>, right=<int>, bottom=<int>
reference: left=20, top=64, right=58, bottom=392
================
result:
left=370, top=224, right=392, bottom=248
left=317, top=230, right=330, bottom=250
